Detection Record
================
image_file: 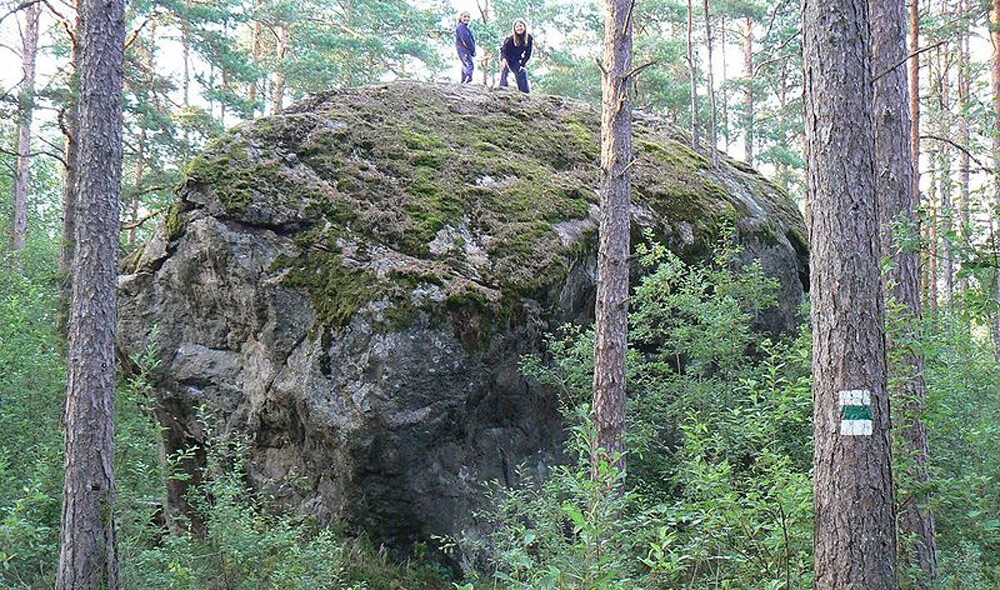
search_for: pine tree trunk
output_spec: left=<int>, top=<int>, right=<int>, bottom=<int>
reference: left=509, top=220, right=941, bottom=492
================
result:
left=804, top=1, right=897, bottom=588
left=743, top=18, right=754, bottom=165
left=273, top=24, right=288, bottom=114
left=687, top=0, right=700, bottom=149
left=909, top=0, right=921, bottom=230
left=10, top=0, right=40, bottom=252
left=182, top=0, right=191, bottom=107
left=936, top=41, right=954, bottom=301
left=872, top=0, right=937, bottom=584
left=249, top=16, right=263, bottom=118
left=721, top=15, right=729, bottom=152
left=958, top=3, right=970, bottom=293
left=128, top=134, right=146, bottom=246
left=592, top=0, right=634, bottom=479
left=55, top=0, right=125, bottom=584
left=703, top=0, right=718, bottom=166
left=991, top=0, right=1000, bottom=361
left=60, top=21, right=81, bottom=303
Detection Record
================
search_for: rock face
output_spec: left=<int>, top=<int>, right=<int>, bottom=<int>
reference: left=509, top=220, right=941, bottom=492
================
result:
left=118, top=81, right=808, bottom=549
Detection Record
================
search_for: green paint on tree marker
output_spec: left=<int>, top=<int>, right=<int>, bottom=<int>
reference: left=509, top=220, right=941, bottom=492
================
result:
left=838, top=389, right=873, bottom=436
left=841, top=405, right=872, bottom=421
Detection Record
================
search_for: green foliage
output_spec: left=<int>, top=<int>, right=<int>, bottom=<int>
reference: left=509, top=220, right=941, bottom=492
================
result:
left=920, top=313, right=1000, bottom=588
left=478, top=235, right=813, bottom=589
left=121, top=417, right=452, bottom=589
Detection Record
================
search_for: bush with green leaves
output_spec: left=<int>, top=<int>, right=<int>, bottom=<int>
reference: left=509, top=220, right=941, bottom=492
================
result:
left=466, top=231, right=814, bottom=589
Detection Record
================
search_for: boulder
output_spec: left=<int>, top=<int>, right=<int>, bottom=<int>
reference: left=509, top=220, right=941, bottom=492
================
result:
left=118, top=81, right=808, bottom=549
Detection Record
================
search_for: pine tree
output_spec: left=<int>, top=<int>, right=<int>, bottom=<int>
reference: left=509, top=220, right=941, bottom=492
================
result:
left=10, top=0, right=40, bottom=253
left=804, top=0, right=897, bottom=587
left=593, top=0, right=635, bottom=479
left=55, top=0, right=125, bottom=585
left=872, top=0, right=937, bottom=584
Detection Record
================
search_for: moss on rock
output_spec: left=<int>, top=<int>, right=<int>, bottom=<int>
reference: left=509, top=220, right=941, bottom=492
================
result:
left=169, top=81, right=805, bottom=334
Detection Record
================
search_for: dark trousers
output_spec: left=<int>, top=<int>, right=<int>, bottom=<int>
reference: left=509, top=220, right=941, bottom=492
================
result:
left=459, top=51, right=474, bottom=83
left=500, top=65, right=529, bottom=93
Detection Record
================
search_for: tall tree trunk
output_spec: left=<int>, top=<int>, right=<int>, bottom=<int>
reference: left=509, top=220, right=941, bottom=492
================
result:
left=703, top=0, right=719, bottom=166
left=182, top=0, right=191, bottom=107
left=925, top=46, right=941, bottom=310
left=937, top=44, right=954, bottom=301
left=56, top=0, right=125, bottom=583
left=872, top=0, right=937, bottom=585
left=958, top=0, right=970, bottom=293
left=991, top=0, right=1000, bottom=361
left=687, top=0, right=700, bottom=148
left=128, top=133, right=146, bottom=246
left=273, top=24, right=288, bottom=114
left=926, top=144, right=939, bottom=309
left=248, top=16, right=263, bottom=119
left=909, top=0, right=921, bottom=240
left=776, top=61, right=791, bottom=191
left=60, top=21, right=81, bottom=309
left=592, top=0, right=634, bottom=479
left=804, top=1, right=896, bottom=588
left=743, top=17, right=754, bottom=165
left=10, top=0, right=40, bottom=252
left=721, top=15, right=730, bottom=152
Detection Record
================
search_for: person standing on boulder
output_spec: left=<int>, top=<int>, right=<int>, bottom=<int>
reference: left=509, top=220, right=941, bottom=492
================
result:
left=500, top=19, right=533, bottom=93
left=456, top=11, right=476, bottom=84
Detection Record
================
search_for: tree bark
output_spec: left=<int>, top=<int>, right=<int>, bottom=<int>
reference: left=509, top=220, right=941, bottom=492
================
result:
left=925, top=46, right=941, bottom=310
left=957, top=0, right=970, bottom=293
left=743, top=17, right=754, bottom=165
left=273, top=24, right=288, bottom=114
left=936, top=43, right=954, bottom=301
left=10, top=0, right=40, bottom=252
left=687, top=0, right=700, bottom=149
left=872, top=0, right=937, bottom=585
left=703, top=0, right=719, bottom=166
left=55, top=0, right=125, bottom=584
left=249, top=15, right=263, bottom=118
left=992, top=0, right=1000, bottom=361
left=182, top=0, right=191, bottom=107
left=721, top=15, right=730, bottom=152
left=804, top=1, right=897, bottom=588
left=60, top=20, right=81, bottom=319
left=909, top=0, right=920, bottom=236
left=592, top=0, right=633, bottom=479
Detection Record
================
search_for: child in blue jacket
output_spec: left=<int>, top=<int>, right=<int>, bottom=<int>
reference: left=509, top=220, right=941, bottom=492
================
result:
left=456, top=12, right=476, bottom=84
left=500, top=19, right=533, bottom=93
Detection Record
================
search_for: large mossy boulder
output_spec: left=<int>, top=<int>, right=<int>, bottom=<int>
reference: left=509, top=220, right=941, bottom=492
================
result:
left=118, top=81, right=808, bottom=549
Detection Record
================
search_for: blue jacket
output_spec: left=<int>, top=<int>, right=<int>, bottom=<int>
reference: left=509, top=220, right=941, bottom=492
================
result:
left=501, top=34, right=533, bottom=70
left=456, top=22, right=476, bottom=56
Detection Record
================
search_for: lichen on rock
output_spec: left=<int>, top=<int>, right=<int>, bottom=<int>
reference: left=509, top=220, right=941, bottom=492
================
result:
left=118, top=81, right=808, bottom=552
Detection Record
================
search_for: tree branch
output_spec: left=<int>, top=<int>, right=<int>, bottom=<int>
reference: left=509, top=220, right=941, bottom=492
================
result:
left=920, top=134, right=996, bottom=174
left=0, top=145, right=67, bottom=164
left=874, top=41, right=946, bottom=82
left=0, top=0, right=41, bottom=27
left=624, top=61, right=657, bottom=81
left=125, top=14, right=154, bottom=51
left=121, top=208, right=164, bottom=231
left=595, top=57, right=608, bottom=77
left=623, top=0, right=638, bottom=39
left=753, top=30, right=801, bottom=75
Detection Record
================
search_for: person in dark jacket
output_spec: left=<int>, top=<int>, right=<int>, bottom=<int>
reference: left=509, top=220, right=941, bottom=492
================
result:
left=455, top=11, right=476, bottom=84
left=500, top=19, right=533, bottom=93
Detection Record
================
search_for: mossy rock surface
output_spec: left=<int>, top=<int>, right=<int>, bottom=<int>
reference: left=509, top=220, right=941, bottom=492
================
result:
left=119, top=81, right=808, bottom=556
left=176, top=81, right=806, bottom=330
